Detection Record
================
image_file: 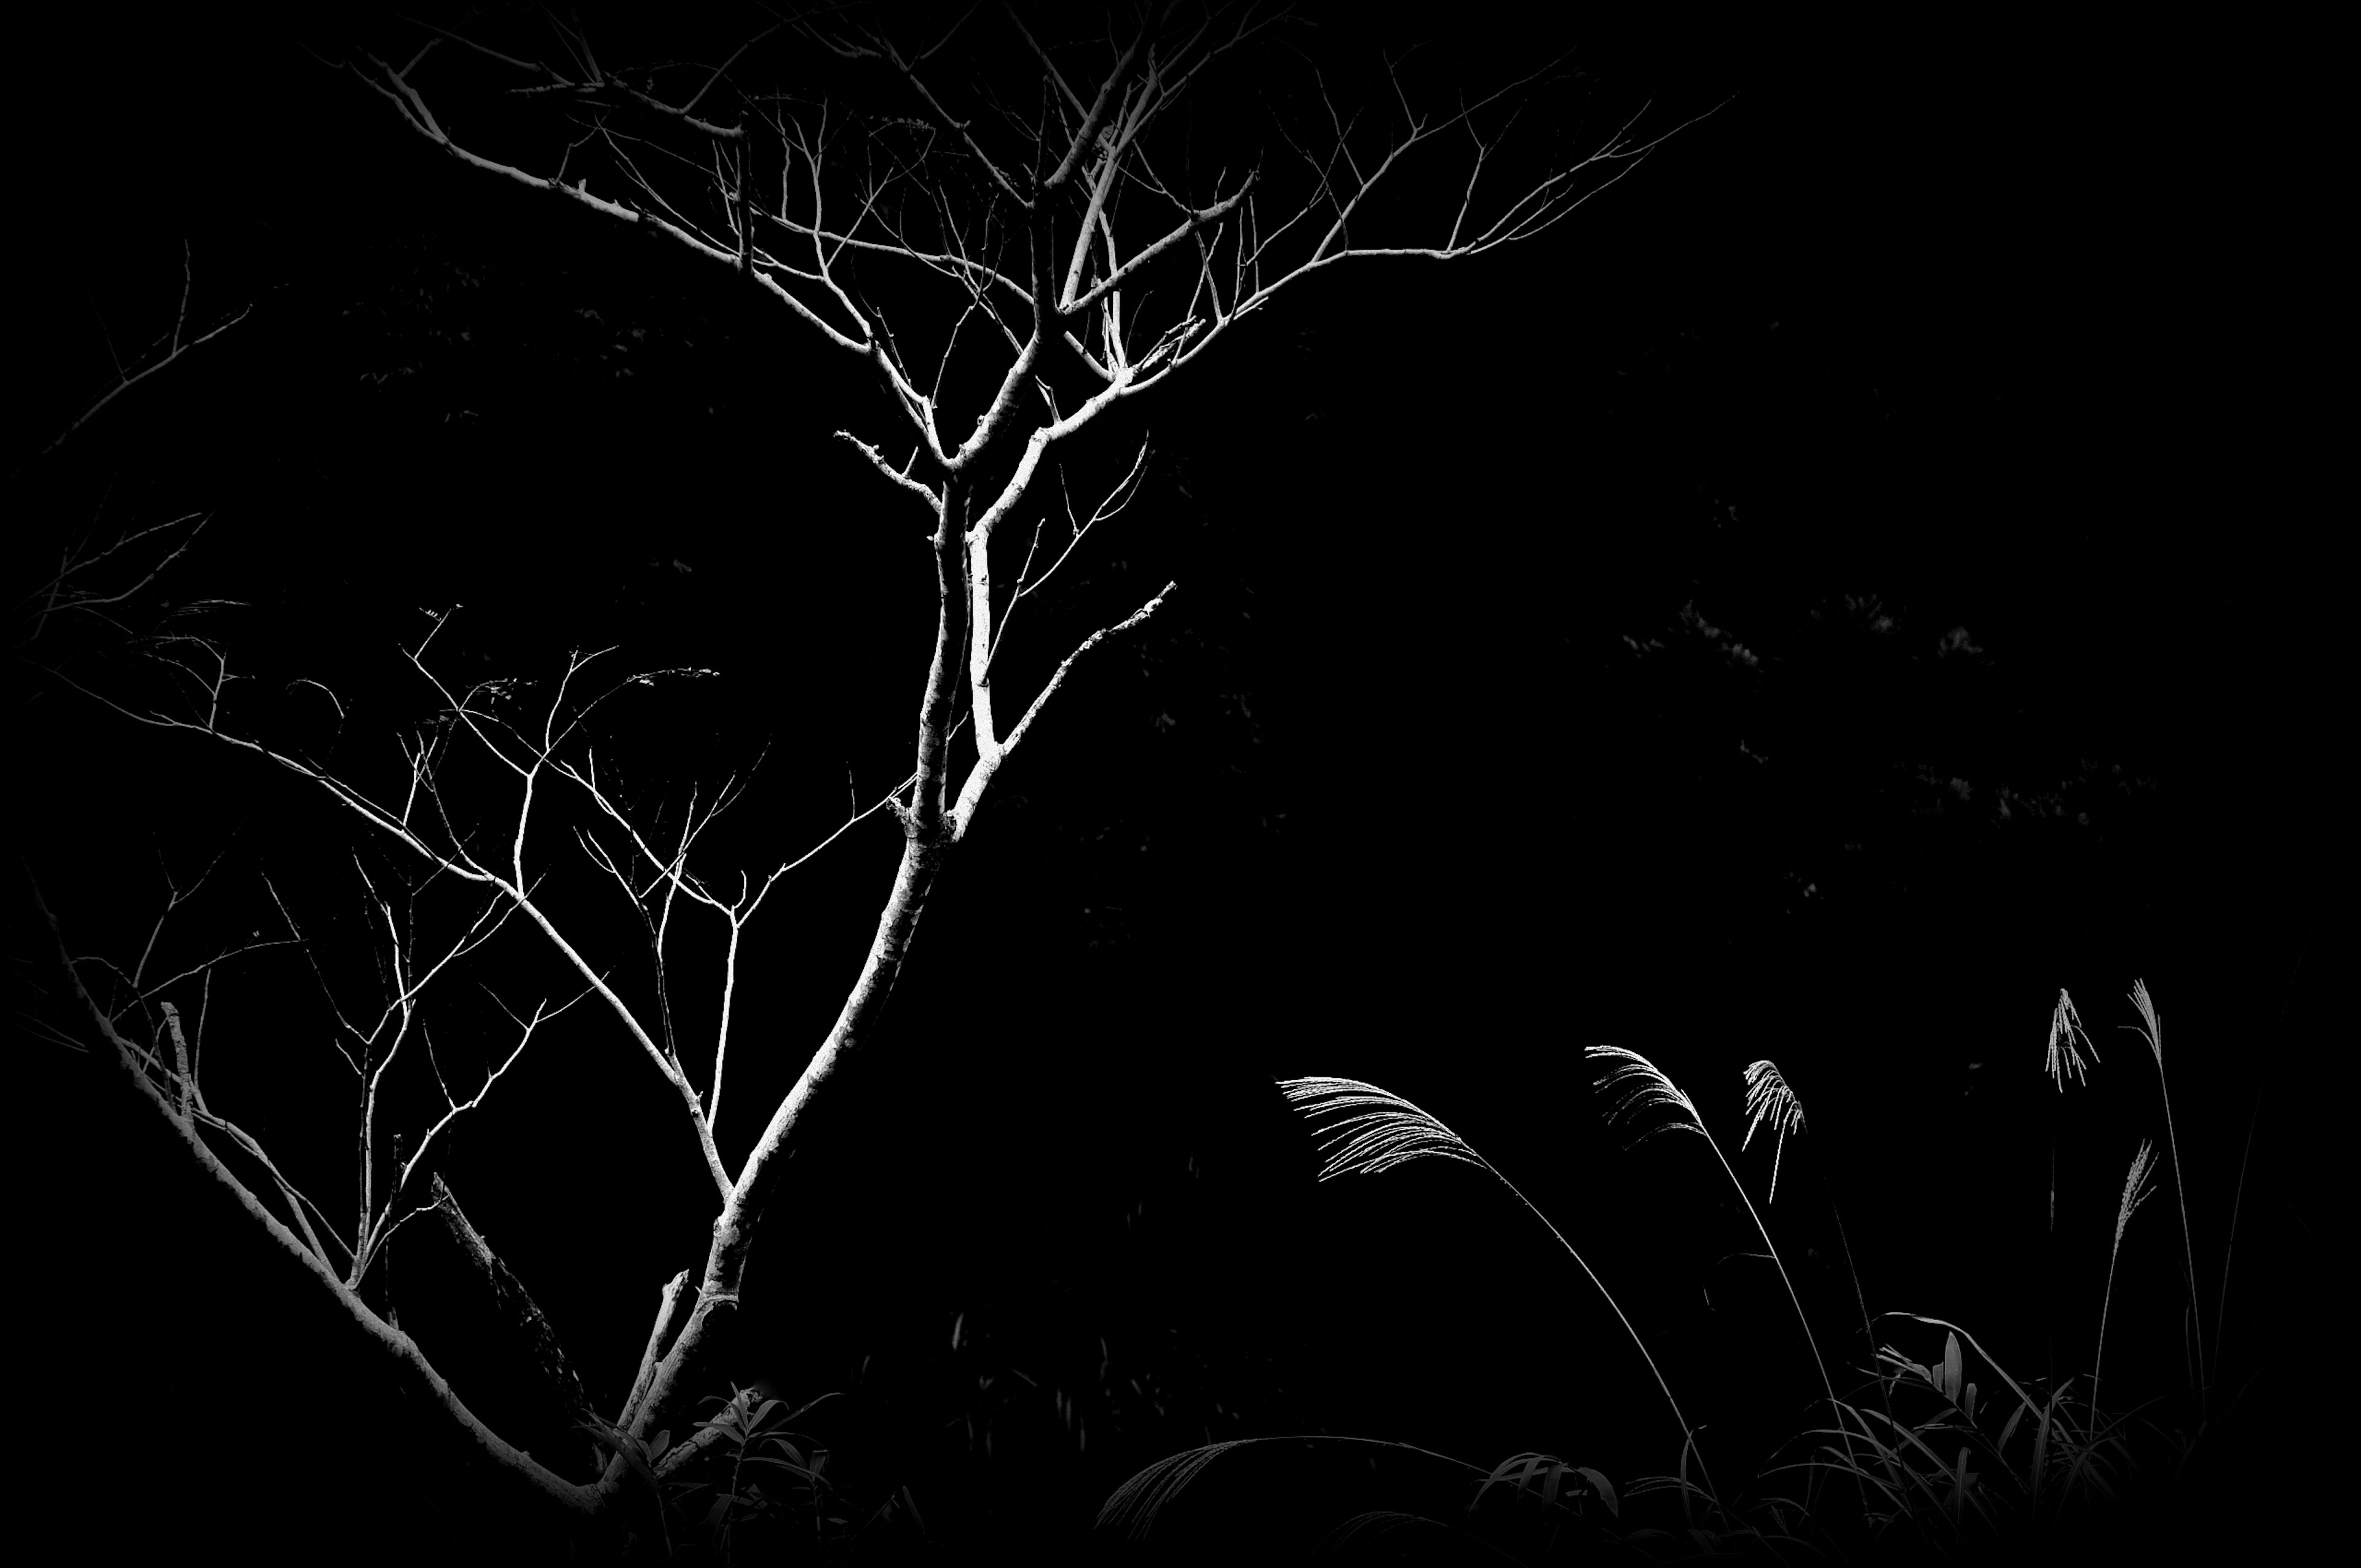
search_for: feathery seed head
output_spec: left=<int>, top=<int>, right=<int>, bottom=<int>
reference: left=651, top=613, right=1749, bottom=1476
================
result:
left=2046, top=988, right=2100, bottom=1090
left=1740, top=1059, right=1806, bottom=1202
left=2126, top=979, right=2162, bottom=1067
left=1586, top=1046, right=1703, bottom=1150
left=2114, top=1138, right=2159, bottom=1247
left=1277, top=1076, right=1490, bottom=1182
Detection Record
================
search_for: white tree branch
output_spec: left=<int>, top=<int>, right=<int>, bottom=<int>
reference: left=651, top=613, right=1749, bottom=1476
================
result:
left=41, top=244, right=253, bottom=459
left=834, top=430, right=941, bottom=509
left=32, top=884, right=604, bottom=1517
left=57, top=642, right=736, bottom=1199
left=951, top=579, right=1174, bottom=836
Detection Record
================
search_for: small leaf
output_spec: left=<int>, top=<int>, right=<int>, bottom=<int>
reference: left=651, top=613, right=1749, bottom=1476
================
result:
left=1575, top=1467, right=1620, bottom=1518
left=1541, top=1462, right=1567, bottom=1506
left=1941, top=1332, right=1964, bottom=1403
left=1473, top=1454, right=1549, bottom=1510
left=693, top=1411, right=748, bottom=1448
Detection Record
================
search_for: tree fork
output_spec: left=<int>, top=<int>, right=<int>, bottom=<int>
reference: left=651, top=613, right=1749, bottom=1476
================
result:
left=615, top=465, right=968, bottom=1465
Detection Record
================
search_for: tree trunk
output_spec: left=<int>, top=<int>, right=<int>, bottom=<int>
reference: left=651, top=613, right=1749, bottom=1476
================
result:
left=618, top=471, right=967, bottom=1462
left=620, top=816, right=948, bottom=1460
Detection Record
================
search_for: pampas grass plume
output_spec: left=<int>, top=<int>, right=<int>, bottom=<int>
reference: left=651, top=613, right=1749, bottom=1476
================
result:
left=2046, top=988, right=2100, bottom=1090
left=1588, top=1045, right=1704, bottom=1148
left=1740, top=1059, right=1805, bottom=1203
left=2119, top=979, right=2207, bottom=1395
left=2126, top=978, right=2163, bottom=1066
left=2115, top=1138, right=2160, bottom=1246
left=1276, top=1077, right=1489, bottom=1181
left=1275, top=1071, right=1719, bottom=1510
left=2092, top=1138, right=2159, bottom=1411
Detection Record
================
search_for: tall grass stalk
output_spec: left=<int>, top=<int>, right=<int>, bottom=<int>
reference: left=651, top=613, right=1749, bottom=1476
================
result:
left=2043, top=988, right=2099, bottom=1388
left=2044, top=990, right=2100, bottom=1240
left=1742, top=1061, right=1886, bottom=1432
left=1590, top=1047, right=1866, bottom=1517
left=2122, top=980, right=2205, bottom=1400
left=2211, top=1091, right=2263, bottom=1397
left=1132, top=976, right=2253, bottom=1558
left=2090, top=1138, right=2158, bottom=1416
left=1274, top=1076, right=1721, bottom=1516
left=1738, top=1060, right=1805, bottom=1205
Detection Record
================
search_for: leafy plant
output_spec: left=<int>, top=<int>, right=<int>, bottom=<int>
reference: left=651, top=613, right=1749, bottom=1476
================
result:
left=579, top=1382, right=923, bottom=1563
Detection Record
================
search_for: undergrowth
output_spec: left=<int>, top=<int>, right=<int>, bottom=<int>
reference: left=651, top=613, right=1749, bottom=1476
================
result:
left=1098, top=979, right=2280, bottom=1562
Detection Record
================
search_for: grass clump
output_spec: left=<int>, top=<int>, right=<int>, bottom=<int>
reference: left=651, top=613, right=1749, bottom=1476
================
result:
left=1099, top=978, right=2272, bottom=1562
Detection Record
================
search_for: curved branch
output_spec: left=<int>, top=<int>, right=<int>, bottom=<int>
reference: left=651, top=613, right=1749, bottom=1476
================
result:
left=347, top=52, right=872, bottom=357
left=834, top=430, right=941, bottom=510
left=1062, top=179, right=1253, bottom=318
left=952, top=579, right=1173, bottom=837
left=41, top=242, right=251, bottom=459
left=53, top=661, right=734, bottom=1200
left=32, top=881, right=604, bottom=1520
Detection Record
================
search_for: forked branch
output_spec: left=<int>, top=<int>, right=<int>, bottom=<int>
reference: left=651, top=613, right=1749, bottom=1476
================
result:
left=40, top=242, right=253, bottom=460
left=28, top=878, right=603, bottom=1516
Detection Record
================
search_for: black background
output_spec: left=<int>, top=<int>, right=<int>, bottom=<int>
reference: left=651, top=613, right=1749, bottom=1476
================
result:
left=11, top=6, right=2335, bottom=1561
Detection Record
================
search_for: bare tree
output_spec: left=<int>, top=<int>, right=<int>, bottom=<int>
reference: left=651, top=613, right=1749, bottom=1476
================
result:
left=31, top=4, right=1707, bottom=1548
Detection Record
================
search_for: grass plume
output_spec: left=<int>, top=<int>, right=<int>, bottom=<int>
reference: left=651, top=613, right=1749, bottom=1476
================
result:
left=1104, top=978, right=2266, bottom=1560
left=2122, top=980, right=2205, bottom=1399
left=1278, top=1075, right=1490, bottom=1179
left=2046, top=988, right=2099, bottom=1091
left=1743, top=1059, right=1888, bottom=1440
left=2090, top=1138, right=2159, bottom=1416
left=1589, top=1047, right=1866, bottom=1514
left=1739, top=1059, right=1805, bottom=1203
left=1275, top=1075, right=1718, bottom=1512
left=2040, top=988, right=2100, bottom=1382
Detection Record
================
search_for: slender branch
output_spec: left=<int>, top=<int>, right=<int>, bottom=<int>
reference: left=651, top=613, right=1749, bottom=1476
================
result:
left=985, top=434, right=1152, bottom=679
left=58, top=647, right=736, bottom=1198
left=356, top=988, right=588, bottom=1285
left=834, top=430, right=941, bottom=509
left=40, top=243, right=253, bottom=459
left=17, top=511, right=216, bottom=649
left=952, top=578, right=1173, bottom=836
left=30, top=877, right=602, bottom=1516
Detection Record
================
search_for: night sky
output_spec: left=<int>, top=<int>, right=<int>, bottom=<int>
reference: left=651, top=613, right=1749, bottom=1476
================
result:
left=12, top=8, right=2332, bottom=1561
